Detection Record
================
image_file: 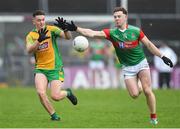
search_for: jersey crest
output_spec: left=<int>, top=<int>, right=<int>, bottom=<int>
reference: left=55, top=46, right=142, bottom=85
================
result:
left=38, top=42, right=49, bottom=51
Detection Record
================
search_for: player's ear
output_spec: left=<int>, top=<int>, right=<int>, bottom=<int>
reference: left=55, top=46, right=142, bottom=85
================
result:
left=32, top=18, right=35, bottom=25
left=125, top=15, right=128, bottom=20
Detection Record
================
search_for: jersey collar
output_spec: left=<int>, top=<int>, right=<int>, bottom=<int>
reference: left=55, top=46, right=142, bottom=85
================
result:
left=118, top=24, right=128, bottom=32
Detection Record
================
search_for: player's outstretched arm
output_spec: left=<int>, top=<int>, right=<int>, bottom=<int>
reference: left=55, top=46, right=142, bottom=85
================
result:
left=77, top=27, right=106, bottom=38
left=66, top=21, right=106, bottom=38
left=141, top=36, right=173, bottom=67
left=54, top=17, right=72, bottom=39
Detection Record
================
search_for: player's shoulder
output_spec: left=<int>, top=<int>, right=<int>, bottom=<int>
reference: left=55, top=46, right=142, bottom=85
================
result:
left=46, top=25, right=60, bottom=31
left=26, top=28, right=37, bottom=37
left=107, top=28, right=119, bottom=34
left=128, top=24, right=141, bottom=32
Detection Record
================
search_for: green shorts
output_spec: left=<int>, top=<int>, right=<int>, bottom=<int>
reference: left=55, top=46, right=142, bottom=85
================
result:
left=34, top=67, right=64, bottom=82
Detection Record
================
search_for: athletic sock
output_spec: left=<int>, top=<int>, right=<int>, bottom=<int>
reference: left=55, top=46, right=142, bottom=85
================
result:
left=66, top=89, right=71, bottom=97
left=51, top=112, right=59, bottom=119
left=150, top=113, right=157, bottom=120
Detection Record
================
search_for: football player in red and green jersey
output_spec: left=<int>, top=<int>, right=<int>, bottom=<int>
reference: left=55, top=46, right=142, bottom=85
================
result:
left=26, top=10, right=77, bottom=121
left=63, top=7, right=173, bottom=125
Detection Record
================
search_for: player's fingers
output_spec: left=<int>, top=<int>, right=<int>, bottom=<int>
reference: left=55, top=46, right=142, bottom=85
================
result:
left=55, top=19, right=59, bottom=23
left=45, top=36, right=50, bottom=40
left=43, top=28, right=47, bottom=33
left=57, top=17, right=62, bottom=22
left=60, top=17, right=63, bottom=22
left=44, top=30, right=48, bottom=35
left=71, top=21, right=74, bottom=25
left=38, top=28, right=43, bottom=33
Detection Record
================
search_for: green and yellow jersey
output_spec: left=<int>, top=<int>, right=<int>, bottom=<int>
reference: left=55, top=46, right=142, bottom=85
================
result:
left=26, top=25, right=63, bottom=70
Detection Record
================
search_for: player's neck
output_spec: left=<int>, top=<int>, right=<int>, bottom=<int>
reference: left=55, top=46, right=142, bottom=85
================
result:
left=118, top=24, right=127, bottom=32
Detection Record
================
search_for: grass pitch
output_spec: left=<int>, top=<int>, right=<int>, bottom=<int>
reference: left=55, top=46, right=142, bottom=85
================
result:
left=0, top=87, right=180, bottom=128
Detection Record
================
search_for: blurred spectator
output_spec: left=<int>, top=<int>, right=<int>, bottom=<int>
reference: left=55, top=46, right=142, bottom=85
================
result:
left=154, top=43, right=177, bottom=89
left=108, top=45, right=123, bottom=87
left=87, top=39, right=108, bottom=86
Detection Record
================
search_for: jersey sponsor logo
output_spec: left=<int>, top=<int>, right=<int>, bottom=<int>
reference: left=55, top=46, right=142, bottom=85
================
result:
left=118, top=42, right=125, bottom=48
left=117, top=40, right=139, bottom=49
left=38, top=42, right=48, bottom=50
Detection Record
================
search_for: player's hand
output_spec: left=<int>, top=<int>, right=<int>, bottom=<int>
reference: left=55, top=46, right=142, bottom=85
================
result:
left=54, top=17, right=68, bottom=31
left=38, top=28, right=50, bottom=42
left=66, top=21, right=77, bottom=31
left=161, top=56, right=173, bottom=67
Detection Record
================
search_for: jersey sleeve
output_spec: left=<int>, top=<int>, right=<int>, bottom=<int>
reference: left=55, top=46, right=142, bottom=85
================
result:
left=52, top=26, right=63, bottom=37
left=139, top=30, right=145, bottom=40
left=26, top=34, right=34, bottom=46
left=102, top=29, right=111, bottom=40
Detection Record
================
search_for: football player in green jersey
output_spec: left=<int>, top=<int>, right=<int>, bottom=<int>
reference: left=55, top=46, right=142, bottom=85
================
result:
left=87, top=39, right=108, bottom=86
left=26, top=10, right=77, bottom=121
left=60, top=7, right=173, bottom=125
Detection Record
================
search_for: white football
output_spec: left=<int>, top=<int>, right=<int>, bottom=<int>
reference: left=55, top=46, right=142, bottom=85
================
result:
left=73, top=36, right=89, bottom=52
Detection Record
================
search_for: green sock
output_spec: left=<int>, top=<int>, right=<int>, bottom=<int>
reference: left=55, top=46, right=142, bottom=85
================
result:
left=51, top=112, right=59, bottom=119
left=66, top=89, right=71, bottom=97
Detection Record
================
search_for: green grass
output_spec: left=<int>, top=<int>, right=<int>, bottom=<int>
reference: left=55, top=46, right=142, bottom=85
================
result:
left=0, top=87, right=180, bottom=128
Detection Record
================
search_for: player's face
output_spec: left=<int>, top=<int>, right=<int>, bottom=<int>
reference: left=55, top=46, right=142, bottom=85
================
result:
left=113, top=11, right=127, bottom=28
left=33, top=15, right=45, bottom=30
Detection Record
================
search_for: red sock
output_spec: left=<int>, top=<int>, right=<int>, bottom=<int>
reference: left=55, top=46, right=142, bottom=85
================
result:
left=150, top=113, right=157, bottom=119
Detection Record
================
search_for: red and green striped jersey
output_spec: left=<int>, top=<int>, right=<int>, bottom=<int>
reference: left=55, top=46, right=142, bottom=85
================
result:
left=90, top=41, right=106, bottom=61
left=103, top=25, right=145, bottom=66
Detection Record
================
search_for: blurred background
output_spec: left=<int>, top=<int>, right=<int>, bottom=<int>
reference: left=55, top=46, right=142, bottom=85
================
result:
left=0, top=0, right=179, bottom=89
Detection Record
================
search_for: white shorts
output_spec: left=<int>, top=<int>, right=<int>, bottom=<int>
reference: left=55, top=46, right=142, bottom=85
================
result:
left=122, top=58, right=149, bottom=80
left=89, top=60, right=105, bottom=70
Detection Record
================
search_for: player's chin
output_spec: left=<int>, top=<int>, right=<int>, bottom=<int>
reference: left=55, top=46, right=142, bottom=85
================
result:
left=116, top=24, right=121, bottom=28
left=40, top=25, right=45, bottom=29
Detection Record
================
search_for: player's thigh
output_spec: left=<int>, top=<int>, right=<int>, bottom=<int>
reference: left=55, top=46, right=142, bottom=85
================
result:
left=48, top=69, right=65, bottom=95
left=125, top=77, right=139, bottom=96
left=138, top=69, right=151, bottom=89
left=50, top=80, right=63, bottom=95
left=35, top=73, right=48, bottom=93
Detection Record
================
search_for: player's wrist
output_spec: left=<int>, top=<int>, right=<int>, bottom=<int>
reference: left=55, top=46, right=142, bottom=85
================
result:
left=64, top=29, right=68, bottom=32
left=160, top=54, right=164, bottom=58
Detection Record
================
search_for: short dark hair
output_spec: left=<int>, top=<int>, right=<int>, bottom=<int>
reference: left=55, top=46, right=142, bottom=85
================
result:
left=33, top=10, right=45, bottom=17
left=113, top=7, right=128, bottom=15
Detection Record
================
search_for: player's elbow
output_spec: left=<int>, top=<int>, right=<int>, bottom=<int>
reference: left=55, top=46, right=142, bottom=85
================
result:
left=65, top=36, right=71, bottom=40
left=27, top=48, right=34, bottom=54
left=27, top=49, right=32, bottom=54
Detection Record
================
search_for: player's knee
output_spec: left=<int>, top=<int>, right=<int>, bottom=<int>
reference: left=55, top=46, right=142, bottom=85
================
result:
left=130, top=93, right=139, bottom=99
left=51, top=94, right=61, bottom=101
left=143, top=87, right=152, bottom=96
left=37, top=91, right=47, bottom=98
